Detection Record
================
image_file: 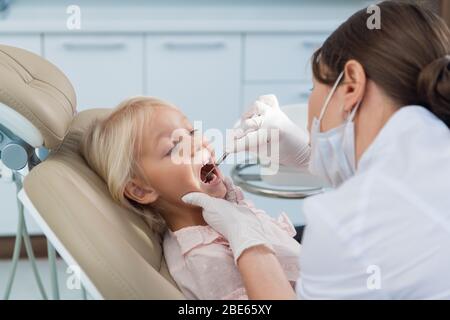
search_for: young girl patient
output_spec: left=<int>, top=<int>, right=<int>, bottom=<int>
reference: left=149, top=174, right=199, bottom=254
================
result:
left=81, top=96, right=301, bottom=300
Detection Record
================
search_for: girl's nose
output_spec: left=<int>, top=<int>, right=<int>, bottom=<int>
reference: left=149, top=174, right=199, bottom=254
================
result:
left=190, top=132, right=204, bottom=157
left=202, top=137, right=215, bottom=159
left=190, top=134, right=215, bottom=161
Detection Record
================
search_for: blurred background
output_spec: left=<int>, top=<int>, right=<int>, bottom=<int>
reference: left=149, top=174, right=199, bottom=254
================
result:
left=0, top=0, right=448, bottom=298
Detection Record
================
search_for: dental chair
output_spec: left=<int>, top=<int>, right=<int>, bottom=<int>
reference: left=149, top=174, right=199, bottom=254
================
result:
left=0, top=44, right=184, bottom=299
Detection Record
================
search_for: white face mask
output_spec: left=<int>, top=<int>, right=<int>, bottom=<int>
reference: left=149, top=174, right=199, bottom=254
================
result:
left=308, top=71, right=361, bottom=188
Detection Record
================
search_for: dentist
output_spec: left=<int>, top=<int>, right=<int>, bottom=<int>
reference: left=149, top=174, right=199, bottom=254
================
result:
left=183, top=1, right=450, bottom=299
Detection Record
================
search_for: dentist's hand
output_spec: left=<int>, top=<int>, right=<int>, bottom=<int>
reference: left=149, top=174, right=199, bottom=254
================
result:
left=182, top=190, right=274, bottom=263
left=228, top=94, right=311, bottom=168
left=223, top=177, right=245, bottom=204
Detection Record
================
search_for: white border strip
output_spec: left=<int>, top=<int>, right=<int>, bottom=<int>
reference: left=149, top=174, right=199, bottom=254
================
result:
left=0, top=102, right=43, bottom=147
left=18, top=188, right=104, bottom=300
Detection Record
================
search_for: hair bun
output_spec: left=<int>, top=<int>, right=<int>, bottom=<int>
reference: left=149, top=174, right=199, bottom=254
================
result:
left=417, top=55, right=450, bottom=127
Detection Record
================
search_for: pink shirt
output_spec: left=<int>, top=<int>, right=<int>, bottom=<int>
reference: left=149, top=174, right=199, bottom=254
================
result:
left=163, top=202, right=301, bottom=300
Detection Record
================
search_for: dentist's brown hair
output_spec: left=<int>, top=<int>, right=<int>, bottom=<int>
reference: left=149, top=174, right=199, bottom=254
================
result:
left=312, top=1, right=450, bottom=127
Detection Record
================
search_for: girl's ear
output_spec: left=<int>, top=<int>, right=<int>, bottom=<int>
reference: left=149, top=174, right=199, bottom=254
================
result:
left=124, top=179, right=159, bottom=204
left=342, top=59, right=367, bottom=114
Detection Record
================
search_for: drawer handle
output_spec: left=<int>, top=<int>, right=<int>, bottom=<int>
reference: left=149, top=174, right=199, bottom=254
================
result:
left=62, top=42, right=126, bottom=50
left=164, top=41, right=226, bottom=50
left=302, top=41, right=323, bottom=49
left=299, top=92, right=310, bottom=99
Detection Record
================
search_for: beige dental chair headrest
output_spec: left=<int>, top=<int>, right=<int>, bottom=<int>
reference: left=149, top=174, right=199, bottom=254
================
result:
left=0, top=45, right=76, bottom=149
left=0, top=45, right=184, bottom=299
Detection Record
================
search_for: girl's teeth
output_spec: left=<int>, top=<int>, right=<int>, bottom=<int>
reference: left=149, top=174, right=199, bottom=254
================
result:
left=204, top=172, right=216, bottom=184
left=208, top=173, right=216, bottom=184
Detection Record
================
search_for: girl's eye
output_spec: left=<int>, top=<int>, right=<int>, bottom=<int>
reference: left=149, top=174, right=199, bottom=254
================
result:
left=165, top=129, right=196, bottom=157
left=165, top=146, right=174, bottom=157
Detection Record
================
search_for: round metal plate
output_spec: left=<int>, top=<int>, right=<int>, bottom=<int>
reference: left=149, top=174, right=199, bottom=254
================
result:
left=231, top=164, right=325, bottom=199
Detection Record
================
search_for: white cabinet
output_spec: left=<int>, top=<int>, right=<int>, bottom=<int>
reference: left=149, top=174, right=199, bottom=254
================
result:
left=244, top=34, right=327, bottom=82
left=242, top=33, right=329, bottom=112
left=145, top=35, right=241, bottom=156
left=243, top=82, right=312, bottom=110
left=44, top=35, right=145, bottom=110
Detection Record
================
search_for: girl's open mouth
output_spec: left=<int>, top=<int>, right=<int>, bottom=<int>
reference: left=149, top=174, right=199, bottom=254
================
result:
left=200, top=163, right=221, bottom=185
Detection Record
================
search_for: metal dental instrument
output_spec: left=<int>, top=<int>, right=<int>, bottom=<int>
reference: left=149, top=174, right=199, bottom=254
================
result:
left=204, top=152, right=229, bottom=181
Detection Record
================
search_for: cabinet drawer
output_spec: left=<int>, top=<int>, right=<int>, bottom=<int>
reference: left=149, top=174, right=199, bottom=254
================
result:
left=244, top=34, right=327, bottom=81
left=243, top=82, right=312, bottom=111
left=44, top=34, right=144, bottom=110
left=146, top=35, right=241, bottom=155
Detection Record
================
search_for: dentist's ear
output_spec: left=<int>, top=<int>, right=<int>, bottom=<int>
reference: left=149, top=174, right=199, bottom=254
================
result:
left=124, top=179, right=159, bottom=204
left=342, top=60, right=367, bottom=114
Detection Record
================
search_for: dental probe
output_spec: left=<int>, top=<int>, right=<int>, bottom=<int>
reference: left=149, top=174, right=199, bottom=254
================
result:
left=204, top=152, right=229, bottom=181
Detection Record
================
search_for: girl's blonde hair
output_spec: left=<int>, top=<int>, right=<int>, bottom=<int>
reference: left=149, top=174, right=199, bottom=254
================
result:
left=80, top=96, right=176, bottom=234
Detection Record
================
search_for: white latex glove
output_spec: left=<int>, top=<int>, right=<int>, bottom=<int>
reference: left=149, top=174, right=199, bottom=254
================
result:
left=182, top=189, right=274, bottom=263
left=223, top=176, right=245, bottom=204
left=228, top=94, right=311, bottom=168
left=223, top=177, right=261, bottom=211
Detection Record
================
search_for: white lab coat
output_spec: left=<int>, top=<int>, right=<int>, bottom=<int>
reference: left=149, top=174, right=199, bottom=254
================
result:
left=296, top=106, right=450, bottom=299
